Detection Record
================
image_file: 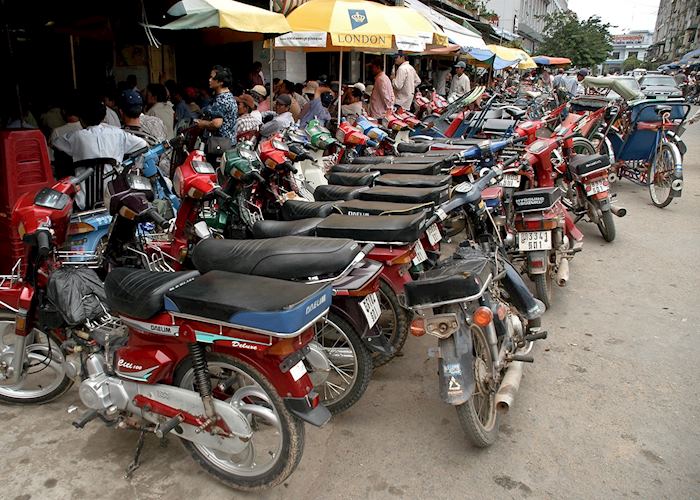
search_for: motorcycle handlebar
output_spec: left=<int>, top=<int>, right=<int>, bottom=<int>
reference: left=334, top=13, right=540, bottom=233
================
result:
left=145, top=208, right=169, bottom=230
left=360, top=243, right=375, bottom=256
left=36, top=229, right=51, bottom=257
left=510, top=135, right=528, bottom=145
left=70, top=168, right=95, bottom=187
left=502, top=155, right=520, bottom=167
left=213, top=186, right=232, bottom=201
left=366, top=139, right=379, bottom=148
left=253, top=172, right=267, bottom=185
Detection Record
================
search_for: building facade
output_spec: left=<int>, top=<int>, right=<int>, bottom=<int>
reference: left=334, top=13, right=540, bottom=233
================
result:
left=603, top=31, right=654, bottom=73
left=648, top=0, right=700, bottom=64
left=485, top=0, right=568, bottom=52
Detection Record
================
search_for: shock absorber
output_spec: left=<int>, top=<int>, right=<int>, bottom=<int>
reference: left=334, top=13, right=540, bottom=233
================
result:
left=188, top=343, right=217, bottom=420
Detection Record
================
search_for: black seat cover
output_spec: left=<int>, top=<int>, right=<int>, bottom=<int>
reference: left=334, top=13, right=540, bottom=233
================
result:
left=350, top=156, right=444, bottom=165
left=105, top=268, right=200, bottom=319
left=372, top=163, right=441, bottom=176
left=397, top=142, right=430, bottom=154
left=330, top=164, right=371, bottom=173
left=375, top=173, right=451, bottom=188
left=316, top=213, right=425, bottom=243
left=282, top=200, right=338, bottom=220
left=405, top=248, right=492, bottom=307
left=165, top=270, right=329, bottom=326
left=192, top=236, right=360, bottom=280
left=567, top=154, right=611, bottom=176
left=504, top=108, right=526, bottom=119
left=359, top=185, right=447, bottom=205
left=314, top=184, right=369, bottom=201
left=327, top=171, right=379, bottom=186
left=252, top=218, right=323, bottom=238
left=338, top=199, right=432, bottom=216
left=482, top=118, right=516, bottom=133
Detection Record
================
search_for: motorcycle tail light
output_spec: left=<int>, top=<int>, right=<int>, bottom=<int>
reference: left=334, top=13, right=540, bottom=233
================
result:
left=15, top=312, right=27, bottom=335
left=67, top=222, right=96, bottom=236
left=118, top=206, right=138, bottom=220
left=268, top=337, right=298, bottom=356
left=410, top=318, right=426, bottom=337
left=472, top=306, right=493, bottom=327
left=541, top=218, right=559, bottom=230
left=388, top=248, right=414, bottom=266
left=345, top=277, right=381, bottom=297
left=187, top=187, right=207, bottom=199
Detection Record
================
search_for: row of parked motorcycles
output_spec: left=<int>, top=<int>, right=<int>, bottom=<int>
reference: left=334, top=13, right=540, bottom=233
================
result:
left=0, top=80, right=688, bottom=490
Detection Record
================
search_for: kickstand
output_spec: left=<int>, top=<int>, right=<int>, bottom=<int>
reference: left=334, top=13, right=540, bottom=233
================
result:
left=125, top=430, right=147, bottom=479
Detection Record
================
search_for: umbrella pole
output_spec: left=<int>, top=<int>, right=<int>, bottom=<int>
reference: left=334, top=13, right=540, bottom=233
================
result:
left=338, top=49, right=343, bottom=122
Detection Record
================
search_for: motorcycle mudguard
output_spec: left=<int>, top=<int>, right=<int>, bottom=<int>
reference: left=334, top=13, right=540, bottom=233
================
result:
left=284, top=393, right=331, bottom=427
left=330, top=302, right=395, bottom=356
left=527, top=250, right=548, bottom=276
left=501, top=258, right=546, bottom=319
left=438, top=327, right=475, bottom=406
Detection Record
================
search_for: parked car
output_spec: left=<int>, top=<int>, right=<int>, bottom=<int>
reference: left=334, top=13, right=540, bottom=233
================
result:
left=638, top=74, right=683, bottom=98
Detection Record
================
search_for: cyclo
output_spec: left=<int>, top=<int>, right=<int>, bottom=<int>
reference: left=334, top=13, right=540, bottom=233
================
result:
left=582, top=76, right=690, bottom=208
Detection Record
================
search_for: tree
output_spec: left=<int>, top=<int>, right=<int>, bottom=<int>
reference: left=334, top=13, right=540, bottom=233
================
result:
left=539, top=11, right=613, bottom=68
left=622, top=56, right=653, bottom=72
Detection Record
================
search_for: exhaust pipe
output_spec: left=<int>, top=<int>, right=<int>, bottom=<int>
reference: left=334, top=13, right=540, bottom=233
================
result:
left=556, top=258, right=570, bottom=287
left=495, top=360, right=524, bottom=413
left=610, top=205, right=626, bottom=217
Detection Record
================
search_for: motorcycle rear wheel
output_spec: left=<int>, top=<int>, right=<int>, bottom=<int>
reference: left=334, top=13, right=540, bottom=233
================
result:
left=596, top=209, right=616, bottom=242
left=0, top=322, right=73, bottom=404
left=455, top=325, right=500, bottom=447
left=372, top=280, right=408, bottom=367
left=174, top=353, right=304, bottom=492
left=533, top=271, right=552, bottom=310
left=313, top=313, right=372, bottom=415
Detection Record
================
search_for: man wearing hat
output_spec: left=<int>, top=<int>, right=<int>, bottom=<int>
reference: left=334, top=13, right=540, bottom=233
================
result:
left=259, top=94, right=295, bottom=138
left=391, top=52, right=421, bottom=110
left=118, top=89, right=168, bottom=146
left=250, top=84, right=270, bottom=112
left=235, top=94, right=263, bottom=139
left=449, top=61, right=471, bottom=100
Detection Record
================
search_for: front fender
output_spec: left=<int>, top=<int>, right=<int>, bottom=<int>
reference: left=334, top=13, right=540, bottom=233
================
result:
left=437, top=326, right=475, bottom=406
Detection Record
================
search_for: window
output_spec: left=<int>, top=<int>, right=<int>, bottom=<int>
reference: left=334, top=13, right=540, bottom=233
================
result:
left=611, top=51, right=621, bottom=59
left=628, top=51, right=638, bottom=59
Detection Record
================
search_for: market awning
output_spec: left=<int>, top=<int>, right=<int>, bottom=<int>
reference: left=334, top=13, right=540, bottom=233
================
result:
left=533, top=55, right=571, bottom=66
left=680, top=48, right=700, bottom=63
left=403, top=0, right=486, bottom=50
left=466, top=44, right=536, bottom=70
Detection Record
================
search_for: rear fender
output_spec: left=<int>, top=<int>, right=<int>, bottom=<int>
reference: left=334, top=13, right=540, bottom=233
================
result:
left=526, top=250, right=548, bottom=276
left=438, top=326, right=475, bottom=405
left=329, top=301, right=394, bottom=356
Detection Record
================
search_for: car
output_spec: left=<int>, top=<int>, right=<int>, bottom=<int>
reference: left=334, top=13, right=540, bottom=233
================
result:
left=638, top=74, right=683, bottom=98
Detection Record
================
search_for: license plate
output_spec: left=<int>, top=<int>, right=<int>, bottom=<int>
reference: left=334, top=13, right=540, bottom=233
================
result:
left=499, top=174, right=520, bottom=188
left=412, top=241, right=428, bottom=265
left=359, top=292, right=381, bottom=328
left=426, top=223, right=442, bottom=246
left=518, top=231, right=552, bottom=251
left=289, top=360, right=307, bottom=382
left=585, top=179, right=608, bottom=195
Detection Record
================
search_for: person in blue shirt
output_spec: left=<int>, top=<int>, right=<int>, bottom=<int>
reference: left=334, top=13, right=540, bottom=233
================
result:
left=299, top=91, right=334, bottom=127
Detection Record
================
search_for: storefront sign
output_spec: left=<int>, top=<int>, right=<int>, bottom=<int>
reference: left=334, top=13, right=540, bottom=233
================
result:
left=331, top=33, right=391, bottom=48
left=275, top=31, right=327, bottom=47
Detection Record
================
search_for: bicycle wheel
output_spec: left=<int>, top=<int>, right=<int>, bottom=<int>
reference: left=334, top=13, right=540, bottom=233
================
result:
left=648, top=142, right=677, bottom=209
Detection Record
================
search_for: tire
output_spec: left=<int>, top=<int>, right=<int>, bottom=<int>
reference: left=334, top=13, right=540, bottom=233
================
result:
left=174, top=352, right=304, bottom=492
left=648, top=142, right=676, bottom=209
left=533, top=272, right=552, bottom=310
left=372, top=280, right=409, bottom=367
left=591, top=132, right=614, bottom=163
left=596, top=209, right=616, bottom=242
left=572, top=137, right=596, bottom=155
left=455, top=325, right=500, bottom=447
left=0, top=325, right=73, bottom=405
left=313, top=313, right=372, bottom=415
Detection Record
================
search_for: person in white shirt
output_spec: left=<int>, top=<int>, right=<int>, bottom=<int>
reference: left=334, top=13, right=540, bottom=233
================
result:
left=145, top=83, right=174, bottom=137
left=341, top=87, right=365, bottom=120
left=434, top=63, right=451, bottom=96
left=101, top=92, right=121, bottom=127
left=53, top=98, right=147, bottom=208
left=449, top=61, right=471, bottom=100
left=391, top=52, right=421, bottom=111
left=259, top=94, right=295, bottom=138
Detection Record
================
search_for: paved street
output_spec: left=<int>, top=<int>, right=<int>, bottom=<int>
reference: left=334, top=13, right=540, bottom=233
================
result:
left=2, top=126, right=699, bottom=500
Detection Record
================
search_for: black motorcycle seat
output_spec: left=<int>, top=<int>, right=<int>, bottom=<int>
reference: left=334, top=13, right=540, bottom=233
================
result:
left=372, top=163, right=442, bottom=176
left=504, top=108, right=527, bottom=119
left=375, top=173, right=451, bottom=188
left=350, top=156, right=443, bottom=165
left=316, top=213, right=426, bottom=243
left=482, top=118, right=516, bottom=133
left=165, top=270, right=332, bottom=333
left=359, top=185, right=447, bottom=205
left=192, top=236, right=360, bottom=280
left=338, top=199, right=432, bottom=216
left=282, top=200, right=339, bottom=220
left=327, top=171, right=380, bottom=186
left=330, top=164, right=371, bottom=173
left=405, top=255, right=492, bottom=307
left=252, top=218, right=323, bottom=238
left=396, top=142, right=430, bottom=154
left=567, top=153, right=611, bottom=177
left=314, top=184, right=369, bottom=201
left=105, top=268, right=201, bottom=320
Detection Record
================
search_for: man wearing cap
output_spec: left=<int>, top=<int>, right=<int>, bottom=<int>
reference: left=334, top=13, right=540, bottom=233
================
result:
left=250, top=85, right=270, bottom=113
left=368, top=58, right=395, bottom=118
left=259, top=94, right=295, bottom=138
left=449, top=61, right=471, bottom=100
left=118, top=89, right=168, bottom=146
left=300, top=89, right=332, bottom=127
left=235, top=94, right=263, bottom=139
left=391, top=52, right=421, bottom=110
left=562, top=69, right=587, bottom=98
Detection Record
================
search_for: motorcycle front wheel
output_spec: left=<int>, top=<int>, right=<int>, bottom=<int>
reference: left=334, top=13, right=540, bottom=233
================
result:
left=0, top=321, right=73, bottom=404
left=174, top=353, right=304, bottom=492
left=455, top=324, right=500, bottom=447
left=648, top=142, right=677, bottom=208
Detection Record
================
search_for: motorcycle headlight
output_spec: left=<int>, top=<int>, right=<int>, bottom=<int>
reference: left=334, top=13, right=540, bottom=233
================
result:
left=173, top=167, right=184, bottom=197
left=192, top=160, right=216, bottom=174
left=453, top=182, right=473, bottom=194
